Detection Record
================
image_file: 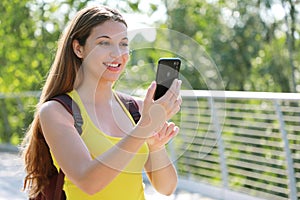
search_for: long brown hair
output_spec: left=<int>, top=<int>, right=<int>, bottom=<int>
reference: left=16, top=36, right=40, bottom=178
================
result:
left=21, top=5, right=127, bottom=197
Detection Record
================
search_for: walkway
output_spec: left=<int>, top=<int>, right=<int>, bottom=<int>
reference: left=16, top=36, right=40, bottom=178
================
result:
left=0, top=151, right=25, bottom=200
left=0, top=148, right=215, bottom=200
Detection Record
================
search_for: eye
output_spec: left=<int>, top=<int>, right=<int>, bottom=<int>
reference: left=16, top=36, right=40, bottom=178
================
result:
left=120, top=42, right=128, bottom=47
left=120, top=42, right=128, bottom=48
left=99, top=41, right=111, bottom=46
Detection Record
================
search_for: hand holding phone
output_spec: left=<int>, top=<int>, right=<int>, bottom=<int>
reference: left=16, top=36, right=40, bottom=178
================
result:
left=154, top=58, right=181, bottom=100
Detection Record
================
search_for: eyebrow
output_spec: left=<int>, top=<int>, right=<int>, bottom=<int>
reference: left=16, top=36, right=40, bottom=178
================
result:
left=96, top=35, right=128, bottom=40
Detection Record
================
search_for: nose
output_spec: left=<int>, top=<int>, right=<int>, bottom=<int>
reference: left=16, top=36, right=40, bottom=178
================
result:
left=110, top=44, right=129, bottom=58
left=110, top=45, right=122, bottom=58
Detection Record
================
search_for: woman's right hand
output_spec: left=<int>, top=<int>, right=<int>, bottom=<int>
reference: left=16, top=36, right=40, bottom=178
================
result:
left=136, top=79, right=182, bottom=138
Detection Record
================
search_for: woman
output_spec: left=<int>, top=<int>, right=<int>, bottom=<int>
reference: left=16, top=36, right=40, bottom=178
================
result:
left=22, top=5, right=182, bottom=199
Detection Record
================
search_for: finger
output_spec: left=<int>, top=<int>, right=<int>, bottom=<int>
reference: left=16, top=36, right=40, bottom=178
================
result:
left=170, top=105, right=181, bottom=117
left=170, top=79, right=182, bottom=102
left=144, top=81, right=156, bottom=104
left=161, top=79, right=178, bottom=100
left=174, top=96, right=182, bottom=108
left=173, top=79, right=182, bottom=100
left=160, top=122, right=168, bottom=134
left=172, top=95, right=182, bottom=111
left=162, top=125, right=179, bottom=143
left=158, top=122, right=168, bottom=140
left=165, top=122, right=176, bottom=137
left=170, top=126, right=180, bottom=137
left=174, top=79, right=181, bottom=95
left=158, top=80, right=178, bottom=107
left=167, top=97, right=181, bottom=116
left=170, top=79, right=179, bottom=96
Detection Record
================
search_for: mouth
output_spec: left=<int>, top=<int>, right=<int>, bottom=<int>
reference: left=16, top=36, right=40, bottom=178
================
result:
left=103, top=62, right=121, bottom=71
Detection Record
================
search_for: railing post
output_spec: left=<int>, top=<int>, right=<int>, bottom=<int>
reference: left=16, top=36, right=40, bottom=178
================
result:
left=274, top=100, right=297, bottom=200
left=0, top=99, right=11, bottom=142
left=167, top=139, right=177, bottom=169
left=208, top=97, right=228, bottom=189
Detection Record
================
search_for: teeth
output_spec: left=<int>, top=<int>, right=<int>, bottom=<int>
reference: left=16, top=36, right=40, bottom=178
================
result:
left=105, top=63, right=119, bottom=68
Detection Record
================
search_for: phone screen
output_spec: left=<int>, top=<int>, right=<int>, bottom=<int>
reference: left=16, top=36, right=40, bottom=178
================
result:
left=154, top=58, right=181, bottom=100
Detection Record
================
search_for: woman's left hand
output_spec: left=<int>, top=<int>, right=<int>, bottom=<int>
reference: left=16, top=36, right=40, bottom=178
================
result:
left=146, top=121, right=179, bottom=152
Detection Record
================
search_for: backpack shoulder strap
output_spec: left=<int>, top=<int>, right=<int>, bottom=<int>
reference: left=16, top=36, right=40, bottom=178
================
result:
left=53, top=170, right=66, bottom=200
left=50, top=94, right=83, bottom=135
left=116, top=92, right=141, bottom=124
left=46, top=94, right=83, bottom=199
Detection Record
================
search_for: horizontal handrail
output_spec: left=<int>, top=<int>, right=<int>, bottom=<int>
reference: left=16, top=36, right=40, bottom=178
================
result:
left=172, top=90, right=299, bottom=200
left=1, top=90, right=300, bottom=100
left=180, top=90, right=300, bottom=100
left=0, top=91, right=40, bottom=99
left=0, top=90, right=299, bottom=200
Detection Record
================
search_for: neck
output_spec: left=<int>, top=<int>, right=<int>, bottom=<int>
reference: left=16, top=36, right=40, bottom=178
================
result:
left=76, top=78, right=115, bottom=104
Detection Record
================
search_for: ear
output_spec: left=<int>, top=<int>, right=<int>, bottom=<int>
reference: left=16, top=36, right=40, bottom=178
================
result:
left=72, top=39, right=84, bottom=58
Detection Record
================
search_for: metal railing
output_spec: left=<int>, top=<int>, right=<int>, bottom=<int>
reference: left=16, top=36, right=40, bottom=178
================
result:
left=0, top=90, right=299, bottom=200
left=170, top=90, right=300, bottom=200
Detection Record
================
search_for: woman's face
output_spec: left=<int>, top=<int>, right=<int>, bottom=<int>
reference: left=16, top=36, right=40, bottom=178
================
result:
left=79, top=20, right=129, bottom=84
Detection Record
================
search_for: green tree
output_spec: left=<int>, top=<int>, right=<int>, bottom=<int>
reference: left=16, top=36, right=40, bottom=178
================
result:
left=163, top=0, right=299, bottom=92
left=0, top=0, right=40, bottom=143
left=0, top=0, right=86, bottom=143
left=1, top=0, right=299, bottom=144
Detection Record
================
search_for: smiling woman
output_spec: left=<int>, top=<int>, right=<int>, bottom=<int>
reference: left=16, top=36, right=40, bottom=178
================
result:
left=21, top=4, right=182, bottom=200
left=73, top=20, right=129, bottom=84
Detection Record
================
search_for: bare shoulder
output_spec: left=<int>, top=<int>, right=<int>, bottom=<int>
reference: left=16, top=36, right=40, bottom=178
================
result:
left=39, top=100, right=72, bottom=122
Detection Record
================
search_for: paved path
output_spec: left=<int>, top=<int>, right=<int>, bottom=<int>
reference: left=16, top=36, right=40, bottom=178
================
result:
left=0, top=151, right=26, bottom=200
left=0, top=149, right=215, bottom=200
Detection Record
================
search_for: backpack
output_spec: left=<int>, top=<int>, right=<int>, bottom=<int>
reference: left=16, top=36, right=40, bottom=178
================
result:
left=30, top=92, right=141, bottom=200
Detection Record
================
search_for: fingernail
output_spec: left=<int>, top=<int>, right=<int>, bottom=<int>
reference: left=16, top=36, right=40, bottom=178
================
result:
left=150, top=81, right=155, bottom=88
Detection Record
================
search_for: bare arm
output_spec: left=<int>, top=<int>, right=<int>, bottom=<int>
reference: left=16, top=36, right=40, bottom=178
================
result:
left=144, top=122, right=179, bottom=195
left=143, top=80, right=182, bottom=195
left=40, top=80, right=181, bottom=195
left=40, top=101, right=148, bottom=195
left=145, top=148, right=178, bottom=195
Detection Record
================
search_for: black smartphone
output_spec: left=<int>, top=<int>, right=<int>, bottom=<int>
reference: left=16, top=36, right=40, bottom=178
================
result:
left=154, top=58, right=181, bottom=100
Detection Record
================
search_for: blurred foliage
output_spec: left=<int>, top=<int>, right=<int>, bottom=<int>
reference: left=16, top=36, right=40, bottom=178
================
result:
left=0, top=0, right=299, bottom=144
left=0, top=1, right=299, bottom=198
left=0, top=0, right=299, bottom=93
left=164, top=0, right=299, bottom=92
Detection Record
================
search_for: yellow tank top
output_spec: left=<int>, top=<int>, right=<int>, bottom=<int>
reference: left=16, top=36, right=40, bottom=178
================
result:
left=53, top=90, right=149, bottom=200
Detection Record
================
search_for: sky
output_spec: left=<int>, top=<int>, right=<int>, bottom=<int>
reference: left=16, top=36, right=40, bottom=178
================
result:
left=87, top=0, right=168, bottom=30
left=37, top=0, right=296, bottom=42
